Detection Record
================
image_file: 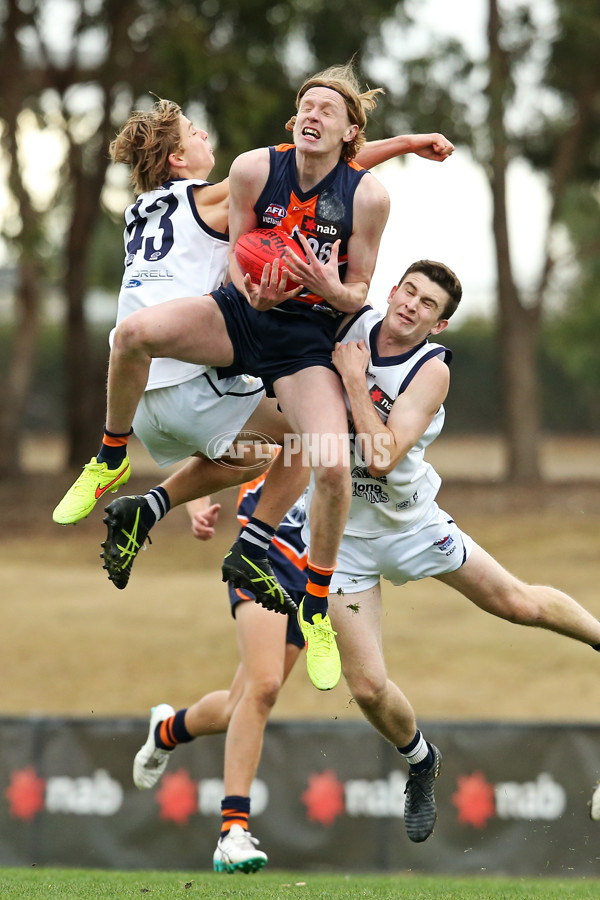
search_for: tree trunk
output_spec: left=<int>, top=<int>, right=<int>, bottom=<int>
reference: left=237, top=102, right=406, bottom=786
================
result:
left=0, top=261, right=40, bottom=475
left=487, top=0, right=541, bottom=482
left=63, top=108, right=115, bottom=467
left=497, top=303, right=541, bottom=480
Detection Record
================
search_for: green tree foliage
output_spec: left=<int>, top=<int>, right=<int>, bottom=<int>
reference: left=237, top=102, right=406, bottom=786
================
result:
left=365, top=0, right=600, bottom=480
left=0, top=0, right=411, bottom=472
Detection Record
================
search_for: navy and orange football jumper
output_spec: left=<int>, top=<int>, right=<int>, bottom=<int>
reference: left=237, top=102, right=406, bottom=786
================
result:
left=213, top=144, right=369, bottom=395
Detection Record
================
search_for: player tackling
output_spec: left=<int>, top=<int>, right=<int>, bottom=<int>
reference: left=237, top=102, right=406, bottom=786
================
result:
left=313, top=259, right=600, bottom=843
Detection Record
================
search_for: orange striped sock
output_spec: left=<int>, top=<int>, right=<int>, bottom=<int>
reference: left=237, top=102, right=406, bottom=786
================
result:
left=155, top=710, right=193, bottom=750
left=302, top=561, right=335, bottom=622
left=98, top=426, right=133, bottom=466
left=220, top=795, right=250, bottom=836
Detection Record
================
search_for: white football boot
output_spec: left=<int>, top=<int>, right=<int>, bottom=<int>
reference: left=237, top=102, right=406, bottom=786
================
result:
left=213, top=824, right=268, bottom=874
left=133, top=703, right=175, bottom=789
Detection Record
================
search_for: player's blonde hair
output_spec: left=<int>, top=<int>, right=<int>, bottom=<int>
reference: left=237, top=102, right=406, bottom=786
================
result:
left=110, top=98, right=183, bottom=195
left=285, top=61, right=384, bottom=161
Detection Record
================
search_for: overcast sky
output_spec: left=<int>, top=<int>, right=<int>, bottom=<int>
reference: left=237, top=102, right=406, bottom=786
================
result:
left=366, top=0, right=556, bottom=322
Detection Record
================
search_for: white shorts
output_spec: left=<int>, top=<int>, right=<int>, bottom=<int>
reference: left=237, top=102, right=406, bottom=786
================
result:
left=330, top=502, right=473, bottom=595
left=132, top=369, right=264, bottom=466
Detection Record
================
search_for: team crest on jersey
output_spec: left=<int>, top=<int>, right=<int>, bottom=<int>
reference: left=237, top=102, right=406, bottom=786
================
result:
left=434, top=534, right=455, bottom=556
left=301, top=215, right=342, bottom=240
left=369, top=384, right=394, bottom=416
left=264, top=204, right=287, bottom=226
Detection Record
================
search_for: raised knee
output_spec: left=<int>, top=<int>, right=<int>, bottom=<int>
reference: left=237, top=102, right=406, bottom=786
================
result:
left=113, top=311, right=150, bottom=354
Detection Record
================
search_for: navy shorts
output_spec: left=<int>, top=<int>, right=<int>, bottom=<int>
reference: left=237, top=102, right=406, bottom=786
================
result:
left=213, top=283, right=341, bottom=397
left=227, top=584, right=305, bottom=650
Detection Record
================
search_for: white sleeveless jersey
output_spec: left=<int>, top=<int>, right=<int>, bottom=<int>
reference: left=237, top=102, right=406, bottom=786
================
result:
left=339, top=305, right=451, bottom=536
left=111, top=178, right=229, bottom=390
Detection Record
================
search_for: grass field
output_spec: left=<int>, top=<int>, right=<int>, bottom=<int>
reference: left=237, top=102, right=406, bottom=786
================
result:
left=2, top=868, right=600, bottom=899
left=5, top=438, right=600, bottom=722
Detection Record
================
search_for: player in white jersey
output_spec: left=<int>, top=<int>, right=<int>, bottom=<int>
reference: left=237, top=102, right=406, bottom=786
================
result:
left=305, top=259, right=600, bottom=842
left=114, top=175, right=266, bottom=464
left=52, top=99, right=288, bottom=528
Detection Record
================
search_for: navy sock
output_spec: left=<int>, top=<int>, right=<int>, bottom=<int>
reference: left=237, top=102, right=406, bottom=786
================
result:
left=97, top=427, right=133, bottom=468
left=301, top=593, right=326, bottom=622
left=238, top=516, right=276, bottom=560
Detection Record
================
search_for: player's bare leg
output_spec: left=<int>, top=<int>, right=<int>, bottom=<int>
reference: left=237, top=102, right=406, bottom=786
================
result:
left=223, top=603, right=297, bottom=793
left=216, top=603, right=300, bottom=873
left=106, top=295, right=234, bottom=434
left=330, top=583, right=442, bottom=842
left=101, top=395, right=290, bottom=589
left=273, top=366, right=350, bottom=689
left=329, top=584, right=417, bottom=745
left=101, top=443, right=276, bottom=590
left=437, top=544, right=600, bottom=646
left=54, top=295, right=234, bottom=526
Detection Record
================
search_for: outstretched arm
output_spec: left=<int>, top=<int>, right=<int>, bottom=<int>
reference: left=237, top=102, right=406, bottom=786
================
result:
left=355, top=133, right=455, bottom=169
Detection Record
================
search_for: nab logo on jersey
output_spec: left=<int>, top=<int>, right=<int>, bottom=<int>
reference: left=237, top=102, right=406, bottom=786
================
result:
left=301, top=216, right=342, bottom=240
left=369, top=385, right=394, bottom=416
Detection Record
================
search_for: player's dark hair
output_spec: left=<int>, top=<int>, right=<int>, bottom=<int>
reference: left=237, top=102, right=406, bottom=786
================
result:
left=285, top=61, right=383, bottom=161
left=110, top=98, right=182, bottom=194
left=399, top=260, right=463, bottom=319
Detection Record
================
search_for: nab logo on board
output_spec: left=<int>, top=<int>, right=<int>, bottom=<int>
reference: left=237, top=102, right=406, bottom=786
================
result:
left=300, top=768, right=567, bottom=828
left=452, top=771, right=566, bottom=828
left=156, top=772, right=268, bottom=825
left=5, top=766, right=123, bottom=819
left=301, top=769, right=409, bottom=826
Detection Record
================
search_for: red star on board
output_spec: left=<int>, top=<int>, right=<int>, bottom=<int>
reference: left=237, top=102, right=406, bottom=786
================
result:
left=452, top=771, right=496, bottom=828
left=370, top=387, right=383, bottom=402
left=155, top=769, right=198, bottom=825
left=301, top=770, right=345, bottom=827
left=5, top=766, right=46, bottom=821
left=303, top=217, right=316, bottom=232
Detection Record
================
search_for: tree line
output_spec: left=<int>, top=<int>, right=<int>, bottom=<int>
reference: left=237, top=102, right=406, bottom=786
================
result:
left=1, top=0, right=599, bottom=480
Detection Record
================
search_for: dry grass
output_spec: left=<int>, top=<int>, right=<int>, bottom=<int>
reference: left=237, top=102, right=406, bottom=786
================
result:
left=4, top=434, right=600, bottom=722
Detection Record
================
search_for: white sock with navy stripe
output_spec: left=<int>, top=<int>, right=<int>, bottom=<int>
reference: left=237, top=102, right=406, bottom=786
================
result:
left=397, top=730, right=433, bottom=773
